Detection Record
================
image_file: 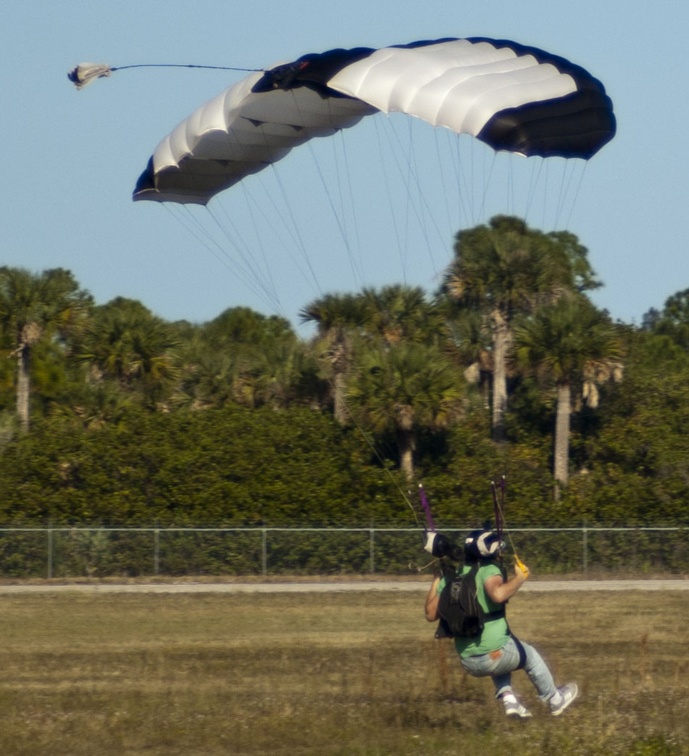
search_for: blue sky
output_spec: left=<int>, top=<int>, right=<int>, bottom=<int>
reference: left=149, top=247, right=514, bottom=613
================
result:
left=3, top=2, right=687, bottom=333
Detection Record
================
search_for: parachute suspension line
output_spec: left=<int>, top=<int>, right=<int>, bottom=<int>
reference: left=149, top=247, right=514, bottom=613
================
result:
left=521, top=157, right=547, bottom=228
left=505, top=157, right=517, bottom=218
left=422, top=126, right=471, bottom=279
left=451, top=135, right=476, bottom=230
left=457, top=135, right=502, bottom=228
left=332, top=127, right=369, bottom=287
left=205, top=204, right=282, bottom=311
left=266, top=164, right=325, bottom=299
left=556, top=159, right=589, bottom=231
left=491, top=476, right=528, bottom=575
left=385, top=117, right=414, bottom=281
left=373, top=118, right=414, bottom=277
left=162, top=205, right=235, bottom=289
left=405, top=121, right=452, bottom=275
left=249, top=88, right=354, bottom=301
left=236, top=166, right=323, bottom=300
left=239, top=123, right=325, bottom=302
left=210, top=96, right=332, bottom=310
left=207, top=199, right=285, bottom=315
left=159, top=203, right=281, bottom=313
left=268, top=88, right=364, bottom=299
left=372, top=117, right=408, bottom=279
left=403, top=120, right=459, bottom=280
left=304, top=136, right=365, bottom=291
left=474, top=149, right=499, bottom=228
left=378, top=117, right=448, bottom=278
left=532, top=157, right=553, bottom=230
left=502, top=151, right=530, bottom=221
left=372, top=115, right=449, bottom=291
left=231, top=185, right=282, bottom=307
left=432, top=128, right=464, bottom=249
left=513, top=155, right=541, bottom=222
left=457, top=149, right=587, bottom=237
left=401, top=118, right=418, bottom=278
left=551, top=160, right=569, bottom=229
left=523, top=157, right=587, bottom=233
left=377, top=116, right=420, bottom=282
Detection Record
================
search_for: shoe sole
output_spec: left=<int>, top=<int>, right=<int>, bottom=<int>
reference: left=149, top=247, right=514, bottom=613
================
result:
left=550, top=685, right=579, bottom=716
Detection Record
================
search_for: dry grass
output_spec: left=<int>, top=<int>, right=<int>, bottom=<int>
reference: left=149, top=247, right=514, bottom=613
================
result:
left=0, top=588, right=687, bottom=755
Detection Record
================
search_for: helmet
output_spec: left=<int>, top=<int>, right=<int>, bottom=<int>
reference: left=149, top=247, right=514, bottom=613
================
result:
left=423, top=531, right=463, bottom=561
left=464, top=529, right=504, bottom=560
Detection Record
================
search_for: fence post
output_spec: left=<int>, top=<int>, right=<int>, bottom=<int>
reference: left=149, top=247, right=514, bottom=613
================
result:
left=582, top=522, right=588, bottom=575
left=47, top=520, right=53, bottom=580
left=369, top=528, right=375, bottom=575
left=261, top=528, right=267, bottom=576
left=154, top=526, right=160, bottom=576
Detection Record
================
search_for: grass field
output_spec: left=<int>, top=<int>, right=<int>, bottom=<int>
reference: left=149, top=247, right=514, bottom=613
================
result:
left=0, top=586, right=687, bottom=755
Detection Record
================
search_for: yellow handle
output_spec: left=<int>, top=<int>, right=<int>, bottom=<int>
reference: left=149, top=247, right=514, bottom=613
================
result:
left=514, top=555, right=530, bottom=579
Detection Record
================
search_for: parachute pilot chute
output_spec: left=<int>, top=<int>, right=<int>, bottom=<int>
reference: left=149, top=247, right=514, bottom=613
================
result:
left=133, top=37, right=615, bottom=206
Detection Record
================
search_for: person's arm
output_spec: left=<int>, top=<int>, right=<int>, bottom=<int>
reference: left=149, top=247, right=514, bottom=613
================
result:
left=424, top=576, right=441, bottom=621
left=483, top=562, right=529, bottom=604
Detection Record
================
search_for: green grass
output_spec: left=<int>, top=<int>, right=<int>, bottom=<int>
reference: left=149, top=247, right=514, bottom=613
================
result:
left=0, top=588, right=687, bottom=754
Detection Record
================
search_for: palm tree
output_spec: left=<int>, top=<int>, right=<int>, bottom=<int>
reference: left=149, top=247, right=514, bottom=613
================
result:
left=347, top=342, right=463, bottom=480
left=299, top=293, right=367, bottom=424
left=200, top=307, right=303, bottom=409
left=49, top=381, right=135, bottom=430
left=643, top=288, right=689, bottom=350
left=445, top=308, right=493, bottom=411
left=0, top=267, right=92, bottom=433
left=78, top=298, right=179, bottom=409
left=442, top=216, right=601, bottom=443
left=359, top=284, right=444, bottom=346
left=176, top=347, right=246, bottom=410
left=513, top=296, right=624, bottom=495
left=202, top=307, right=295, bottom=352
left=174, top=307, right=316, bottom=411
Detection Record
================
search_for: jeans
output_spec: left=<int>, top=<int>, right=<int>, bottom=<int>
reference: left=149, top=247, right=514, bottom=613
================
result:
left=459, top=636, right=557, bottom=702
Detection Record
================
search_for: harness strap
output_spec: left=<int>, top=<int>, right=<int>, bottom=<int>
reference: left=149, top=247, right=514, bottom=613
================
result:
left=511, top=634, right=528, bottom=670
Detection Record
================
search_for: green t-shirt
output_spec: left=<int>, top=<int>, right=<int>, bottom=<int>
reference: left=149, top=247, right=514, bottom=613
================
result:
left=437, top=562, right=510, bottom=658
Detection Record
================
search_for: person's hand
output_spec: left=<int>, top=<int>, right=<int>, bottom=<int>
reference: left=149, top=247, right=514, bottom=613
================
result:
left=514, top=556, right=530, bottom=580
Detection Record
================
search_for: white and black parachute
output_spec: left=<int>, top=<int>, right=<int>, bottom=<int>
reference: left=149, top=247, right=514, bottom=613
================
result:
left=133, top=37, right=616, bottom=206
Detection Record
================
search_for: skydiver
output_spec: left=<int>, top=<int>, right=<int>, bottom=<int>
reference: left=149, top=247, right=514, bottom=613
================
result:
left=423, top=528, right=578, bottom=718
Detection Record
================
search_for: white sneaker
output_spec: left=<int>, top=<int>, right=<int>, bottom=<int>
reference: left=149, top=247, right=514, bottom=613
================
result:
left=502, top=693, right=533, bottom=719
left=549, top=683, right=578, bottom=716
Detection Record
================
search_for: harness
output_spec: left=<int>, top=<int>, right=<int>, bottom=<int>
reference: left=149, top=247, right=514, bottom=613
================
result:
left=435, top=561, right=506, bottom=639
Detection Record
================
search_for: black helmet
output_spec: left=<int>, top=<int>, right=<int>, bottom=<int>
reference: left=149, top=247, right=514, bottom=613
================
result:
left=464, top=529, right=504, bottom=561
left=423, top=531, right=463, bottom=561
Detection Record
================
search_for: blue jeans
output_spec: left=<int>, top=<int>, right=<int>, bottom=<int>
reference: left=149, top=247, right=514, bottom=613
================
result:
left=459, top=636, right=557, bottom=702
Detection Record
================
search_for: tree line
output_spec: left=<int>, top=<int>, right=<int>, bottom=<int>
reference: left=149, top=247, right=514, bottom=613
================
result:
left=1, top=215, right=688, bottom=530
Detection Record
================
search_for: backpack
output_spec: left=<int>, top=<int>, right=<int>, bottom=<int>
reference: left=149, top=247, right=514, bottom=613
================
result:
left=435, top=563, right=505, bottom=639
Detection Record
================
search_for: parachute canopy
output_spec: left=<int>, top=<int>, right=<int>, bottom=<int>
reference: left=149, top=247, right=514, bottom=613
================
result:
left=133, top=37, right=616, bottom=206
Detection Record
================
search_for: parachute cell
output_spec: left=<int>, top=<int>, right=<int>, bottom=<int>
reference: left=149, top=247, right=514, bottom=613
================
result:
left=133, top=37, right=615, bottom=206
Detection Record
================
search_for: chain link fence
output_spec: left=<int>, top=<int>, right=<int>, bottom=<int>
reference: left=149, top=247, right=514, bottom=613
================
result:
left=0, top=526, right=685, bottom=579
